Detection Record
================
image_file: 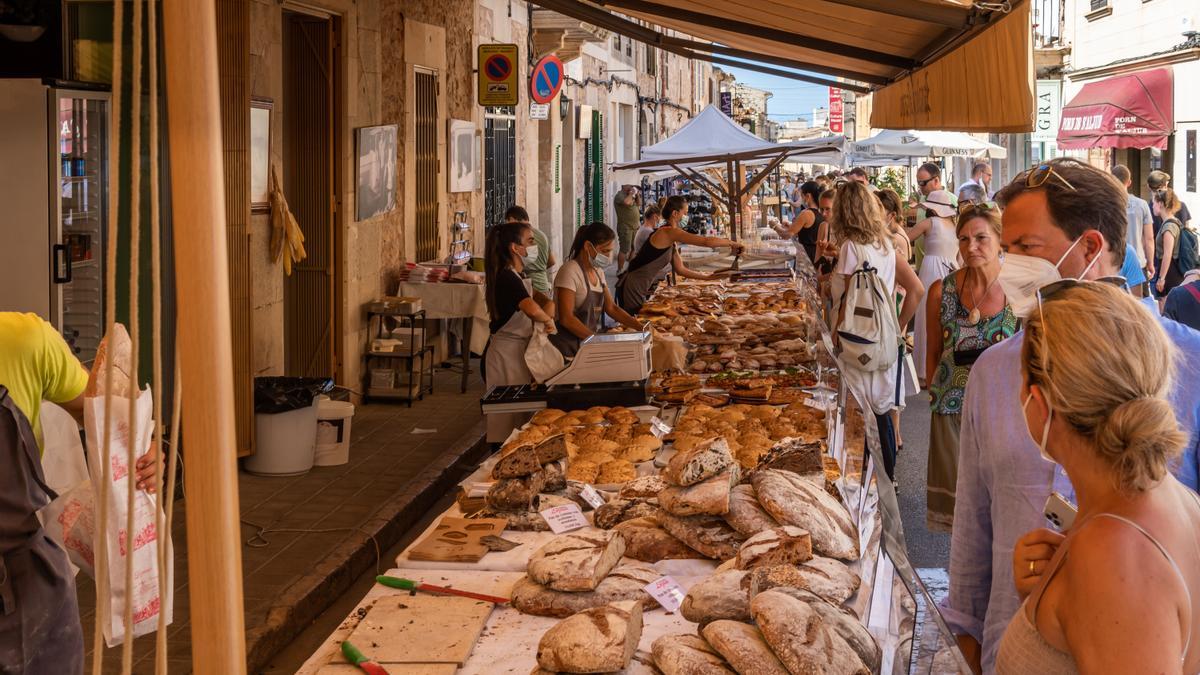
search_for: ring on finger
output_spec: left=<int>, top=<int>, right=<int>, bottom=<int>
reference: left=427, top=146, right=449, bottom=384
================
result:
left=1028, top=560, right=1036, bottom=574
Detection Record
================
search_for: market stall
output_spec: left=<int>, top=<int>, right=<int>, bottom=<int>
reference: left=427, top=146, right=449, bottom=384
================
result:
left=297, top=252, right=961, bottom=674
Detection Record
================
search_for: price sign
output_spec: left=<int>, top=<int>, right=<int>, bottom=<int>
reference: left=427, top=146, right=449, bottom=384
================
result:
left=644, top=576, right=686, bottom=612
left=650, top=416, right=672, bottom=439
left=540, top=503, right=588, bottom=533
left=580, top=484, right=606, bottom=509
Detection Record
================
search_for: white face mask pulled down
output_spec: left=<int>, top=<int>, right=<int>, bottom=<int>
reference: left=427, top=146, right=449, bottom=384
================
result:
left=997, top=237, right=1101, bottom=319
left=1023, top=390, right=1056, bottom=464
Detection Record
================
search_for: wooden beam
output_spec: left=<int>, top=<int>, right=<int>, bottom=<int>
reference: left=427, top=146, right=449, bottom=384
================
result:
left=597, top=0, right=917, bottom=69
left=819, top=0, right=971, bottom=28
left=528, top=0, right=876, bottom=91
left=705, top=54, right=871, bottom=94
left=659, top=35, right=889, bottom=87
left=740, top=151, right=791, bottom=198
left=161, top=1, right=248, bottom=672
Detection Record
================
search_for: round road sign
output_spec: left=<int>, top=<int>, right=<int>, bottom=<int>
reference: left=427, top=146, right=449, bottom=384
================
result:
left=484, top=54, right=513, bottom=82
left=530, top=54, right=564, bottom=104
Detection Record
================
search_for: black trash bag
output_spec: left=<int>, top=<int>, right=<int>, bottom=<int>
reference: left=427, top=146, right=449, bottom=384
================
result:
left=254, top=377, right=334, bottom=414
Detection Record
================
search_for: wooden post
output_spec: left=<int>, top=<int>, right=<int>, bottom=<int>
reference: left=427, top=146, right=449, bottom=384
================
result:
left=161, top=1, right=248, bottom=672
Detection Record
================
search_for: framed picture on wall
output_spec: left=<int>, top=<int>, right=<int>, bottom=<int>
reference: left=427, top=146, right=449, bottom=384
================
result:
left=449, top=119, right=478, bottom=193
left=355, top=124, right=398, bottom=221
left=250, top=97, right=273, bottom=212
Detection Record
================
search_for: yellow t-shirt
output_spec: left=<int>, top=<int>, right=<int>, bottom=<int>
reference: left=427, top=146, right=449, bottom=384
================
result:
left=0, top=312, right=89, bottom=450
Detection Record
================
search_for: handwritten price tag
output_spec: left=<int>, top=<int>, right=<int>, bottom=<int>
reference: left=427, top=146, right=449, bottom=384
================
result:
left=540, top=503, right=589, bottom=534
left=644, top=576, right=686, bottom=612
left=650, top=416, right=672, bottom=439
left=580, top=484, right=606, bottom=509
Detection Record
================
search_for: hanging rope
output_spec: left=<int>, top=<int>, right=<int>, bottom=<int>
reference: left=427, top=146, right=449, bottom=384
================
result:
left=147, top=0, right=170, bottom=670
left=121, top=0, right=145, bottom=669
left=92, top=0, right=123, bottom=670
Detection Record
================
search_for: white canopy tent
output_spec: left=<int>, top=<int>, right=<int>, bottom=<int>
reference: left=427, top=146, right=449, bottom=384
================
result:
left=612, top=106, right=845, bottom=238
left=852, top=129, right=1007, bottom=159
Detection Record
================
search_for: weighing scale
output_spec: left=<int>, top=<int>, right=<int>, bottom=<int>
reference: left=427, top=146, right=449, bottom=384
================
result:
left=480, top=331, right=652, bottom=441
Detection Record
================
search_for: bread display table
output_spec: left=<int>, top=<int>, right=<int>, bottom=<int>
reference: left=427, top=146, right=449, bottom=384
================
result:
left=300, top=252, right=960, bottom=675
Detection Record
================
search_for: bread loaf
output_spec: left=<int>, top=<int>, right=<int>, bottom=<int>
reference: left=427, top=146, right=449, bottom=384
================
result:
left=663, top=437, right=734, bottom=486
left=679, top=569, right=750, bottom=624
left=723, top=484, right=779, bottom=537
left=618, top=475, right=668, bottom=500
left=659, top=466, right=739, bottom=517
left=542, top=460, right=567, bottom=493
left=594, top=498, right=661, bottom=530
left=701, top=620, right=789, bottom=675
left=485, top=472, right=547, bottom=511
left=612, top=516, right=702, bottom=562
left=658, top=512, right=744, bottom=560
left=535, top=433, right=573, bottom=464
left=619, top=435, right=662, bottom=463
left=493, top=443, right=543, bottom=479
left=751, top=469, right=858, bottom=560
left=747, top=557, right=861, bottom=605
left=511, top=564, right=659, bottom=618
left=528, top=531, right=627, bottom=592
left=481, top=493, right=575, bottom=531
left=596, top=459, right=637, bottom=485
left=765, top=587, right=880, bottom=672
left=736, top=526, right=813, bottom=570
left=536, top=600, right=643, bottom=673
left=753, top=437, right=825, bottom=475
left=750, top=589, right=869, bottom=675
left=651, top=634, right=736, bottom=675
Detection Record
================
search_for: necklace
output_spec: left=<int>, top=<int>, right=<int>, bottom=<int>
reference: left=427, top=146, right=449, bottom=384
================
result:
left=965, top=270, right=1000, bottom=324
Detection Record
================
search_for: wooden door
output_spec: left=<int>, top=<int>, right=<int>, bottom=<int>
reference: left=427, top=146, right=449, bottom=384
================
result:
left=283, top=12, right=336, bottom=377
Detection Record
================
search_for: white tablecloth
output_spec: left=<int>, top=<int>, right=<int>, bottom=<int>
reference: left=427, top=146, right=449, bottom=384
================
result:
left=399, top=282, right=490, bottom=355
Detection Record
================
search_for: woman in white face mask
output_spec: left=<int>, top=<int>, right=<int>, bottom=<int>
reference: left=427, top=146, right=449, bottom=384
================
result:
left=550, top=222, right=643, bottom=357
left=998, top=282, right=1200, bottom=674
left=483, top=222, right=556, bottom=388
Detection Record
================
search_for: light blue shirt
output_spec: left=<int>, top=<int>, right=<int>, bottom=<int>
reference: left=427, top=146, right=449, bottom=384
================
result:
left=942, top=297, right=1200, bottom=673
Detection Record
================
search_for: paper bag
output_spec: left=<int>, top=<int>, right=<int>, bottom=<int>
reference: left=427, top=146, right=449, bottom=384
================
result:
left=650, top=332, right=688, bottom=372
left=84, top=388, right=174, bottom=646
left=525, top=323, right=565, bottom=383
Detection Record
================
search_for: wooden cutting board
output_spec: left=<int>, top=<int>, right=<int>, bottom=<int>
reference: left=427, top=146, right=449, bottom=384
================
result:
left=407, top=516, right=507, bottom=562
left=329, top=595, right=494, bottom=666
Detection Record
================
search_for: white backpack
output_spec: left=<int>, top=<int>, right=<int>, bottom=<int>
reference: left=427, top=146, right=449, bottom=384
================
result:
left=835, top=242, right=900, bottom=372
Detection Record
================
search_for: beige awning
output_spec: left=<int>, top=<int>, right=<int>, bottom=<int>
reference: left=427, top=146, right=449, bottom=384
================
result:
left=534, top=0, right=1033, bottom=132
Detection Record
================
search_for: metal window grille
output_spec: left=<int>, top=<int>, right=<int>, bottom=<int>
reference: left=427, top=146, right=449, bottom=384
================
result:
left=484, top=106, right=516, bottom=227
left=1089, top=0, right=1107, bottom=10
left=414, top=70, right=438, bottom=261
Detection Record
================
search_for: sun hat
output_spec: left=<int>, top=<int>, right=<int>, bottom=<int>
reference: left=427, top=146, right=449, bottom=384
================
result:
left=920, top=190, right=957, bottom=218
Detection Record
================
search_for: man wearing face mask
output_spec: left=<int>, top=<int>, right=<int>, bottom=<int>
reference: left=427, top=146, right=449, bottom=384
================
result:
left=550, top=223, right=643, bottom=358
left=944, top=158, right=1200, bottom=674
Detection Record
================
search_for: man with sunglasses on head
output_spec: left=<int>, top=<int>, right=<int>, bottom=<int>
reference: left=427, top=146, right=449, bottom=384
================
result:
left=943, top=158, right=1200, bottom=674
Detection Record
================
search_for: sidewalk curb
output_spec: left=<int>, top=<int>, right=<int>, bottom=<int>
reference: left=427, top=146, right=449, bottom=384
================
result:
left=244, top=420, right=489, bottom=671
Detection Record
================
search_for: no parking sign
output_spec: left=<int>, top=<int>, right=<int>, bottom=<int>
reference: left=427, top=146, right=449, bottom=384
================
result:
left=478, top=44, right=519, bottom=106
left=530, top=54, right=564, bottom=105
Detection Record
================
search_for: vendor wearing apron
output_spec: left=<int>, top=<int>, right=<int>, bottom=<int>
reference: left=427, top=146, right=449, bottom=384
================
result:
left=616, top=195, right=743, bottom=315
left=550, top=223, right=643, bottom=358
left=483, top=222, right=556, bottom=388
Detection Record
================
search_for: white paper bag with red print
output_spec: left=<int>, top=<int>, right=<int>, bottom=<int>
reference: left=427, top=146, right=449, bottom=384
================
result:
left=83, top=386, right=174, bottom=646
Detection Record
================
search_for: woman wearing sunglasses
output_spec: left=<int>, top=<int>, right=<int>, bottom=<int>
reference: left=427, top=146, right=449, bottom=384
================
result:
left=924, top=201, right=1018, bottom=532
left=997, top=282, right=1200, bottom=674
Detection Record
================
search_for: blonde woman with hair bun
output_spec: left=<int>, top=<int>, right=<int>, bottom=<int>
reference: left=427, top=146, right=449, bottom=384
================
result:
left=996, top=282, right=1200, bottom=674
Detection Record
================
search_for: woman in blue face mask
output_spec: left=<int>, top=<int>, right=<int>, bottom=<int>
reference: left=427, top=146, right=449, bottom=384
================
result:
left=550, top=222, right=643, bottom=357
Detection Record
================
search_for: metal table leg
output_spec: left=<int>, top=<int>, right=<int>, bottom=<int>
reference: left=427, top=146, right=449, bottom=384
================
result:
left=461, top=317, right=472, bottom=393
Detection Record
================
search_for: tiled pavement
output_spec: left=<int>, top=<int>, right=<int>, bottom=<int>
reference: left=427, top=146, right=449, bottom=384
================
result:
left=76, top=366, right=487, bottom=673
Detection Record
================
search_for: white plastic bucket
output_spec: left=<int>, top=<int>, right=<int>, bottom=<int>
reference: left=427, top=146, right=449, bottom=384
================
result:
left=314, top=399, right=355, bottom=466
left=244, top=401, right=319, bottom=476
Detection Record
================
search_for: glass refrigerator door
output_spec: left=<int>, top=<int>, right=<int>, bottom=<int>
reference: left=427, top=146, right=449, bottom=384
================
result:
left=53, top=91, right=108, bottom=363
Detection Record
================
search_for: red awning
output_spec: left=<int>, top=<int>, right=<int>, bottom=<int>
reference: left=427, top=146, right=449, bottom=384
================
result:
left=1057, top=68, right=1174, bottom=150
